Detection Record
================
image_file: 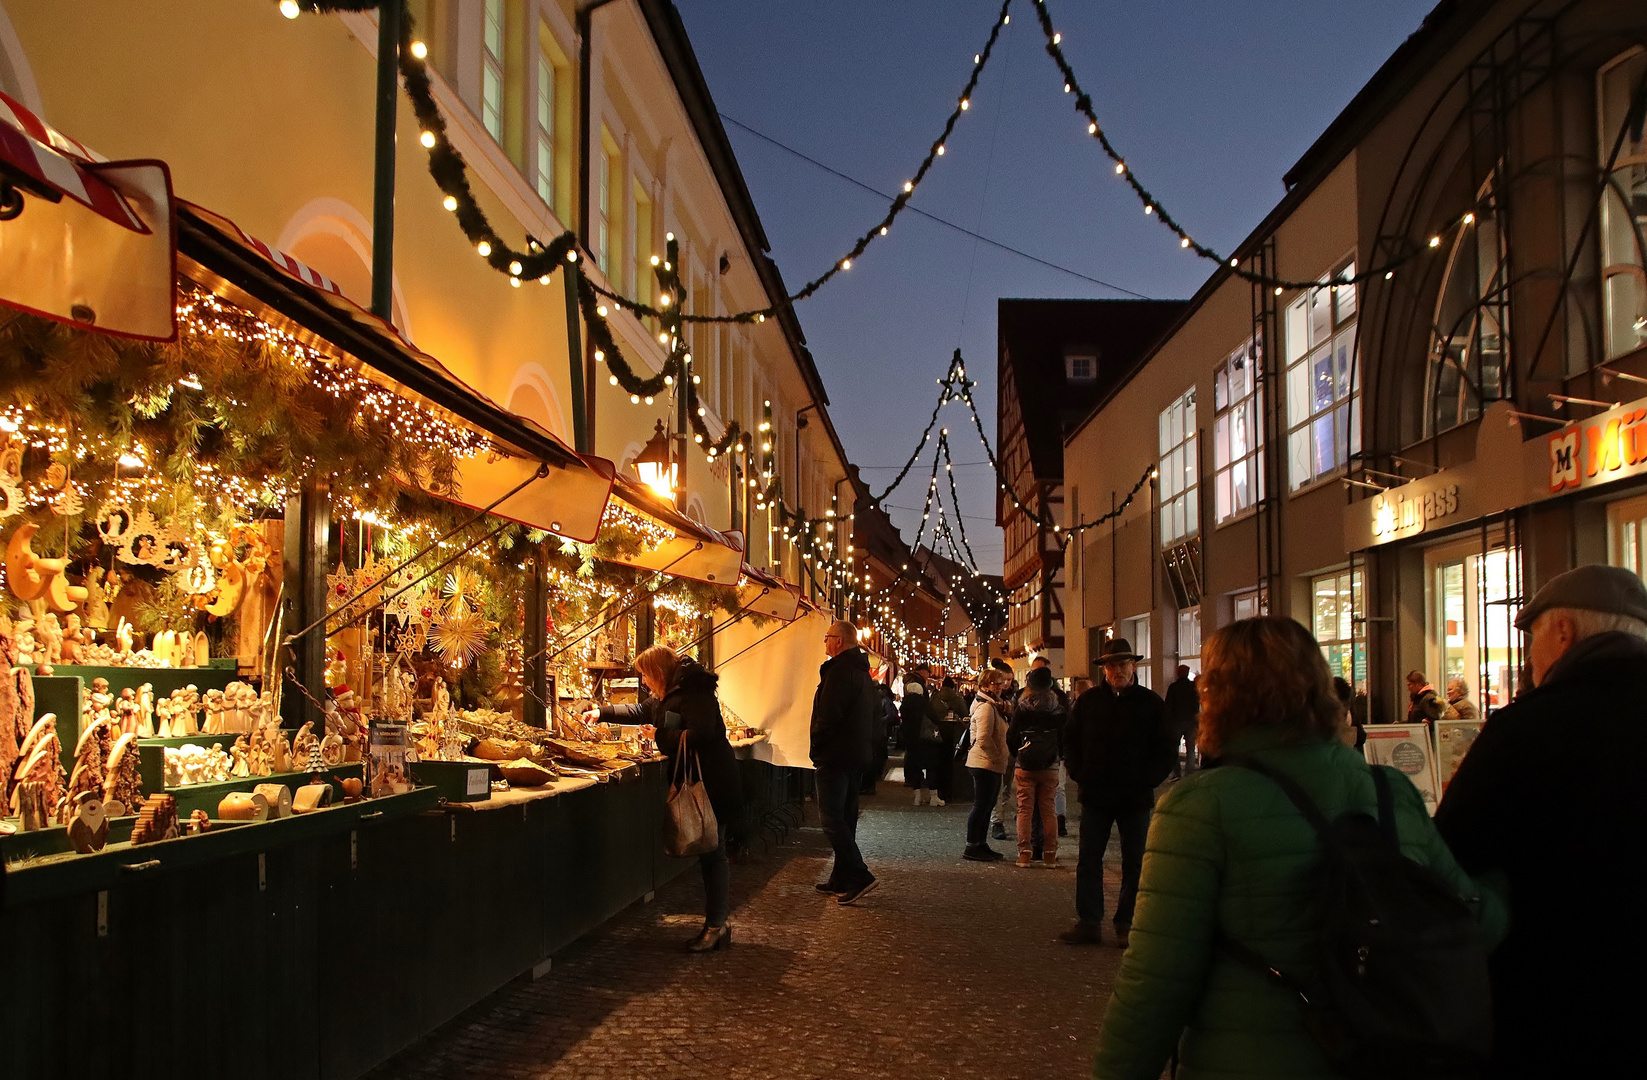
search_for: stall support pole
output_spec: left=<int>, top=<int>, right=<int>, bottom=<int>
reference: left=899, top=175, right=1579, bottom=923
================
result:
left=370, top=0, right=400, bottom=322
left=283, top=479, right=331, bottom=728
left=524, top=541, right=550, bottom=727
left=564, top=262, right=589, bottom=454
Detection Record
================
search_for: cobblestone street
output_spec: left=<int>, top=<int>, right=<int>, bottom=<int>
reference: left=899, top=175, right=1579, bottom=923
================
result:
left=367, top=776, right=1129, bottom=1080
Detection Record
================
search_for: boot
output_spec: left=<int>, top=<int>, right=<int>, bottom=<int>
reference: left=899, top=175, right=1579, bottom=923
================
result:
left=686, top=923, right=732, bottom=952
left=931, top=792, right=945, bottom=807
left=1058, top=921, right=1103, bottom=946
left=914, top=788, right=926, bottom=806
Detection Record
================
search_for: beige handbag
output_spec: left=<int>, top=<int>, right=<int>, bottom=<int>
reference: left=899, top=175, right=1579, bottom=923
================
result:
left=662, top=731, right=719, bottom=857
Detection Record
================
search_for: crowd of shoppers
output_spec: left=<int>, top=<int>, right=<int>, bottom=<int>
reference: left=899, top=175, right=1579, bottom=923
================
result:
left=649, top=561, right=1640, bottom=1080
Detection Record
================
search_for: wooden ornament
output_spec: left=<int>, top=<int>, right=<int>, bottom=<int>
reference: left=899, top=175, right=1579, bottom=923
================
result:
left=67, top=792, right=110, bottom=853
left=129, top=793, right=179, bottom=845
left=291, top=782, right=332, bottom=814
left=253, top=783, right=292, bottom=818
left=217, top=791, right=268, bottom=821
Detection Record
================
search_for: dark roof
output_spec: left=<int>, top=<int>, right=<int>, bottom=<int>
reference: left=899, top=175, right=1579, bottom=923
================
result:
left=636, top=0, right=830, bottom=409
left=999, top=298, right=1188, bottom=482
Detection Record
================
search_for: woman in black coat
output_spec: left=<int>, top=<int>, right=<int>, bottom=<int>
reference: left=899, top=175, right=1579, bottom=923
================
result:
left=594, top=644, right=743, bottom=951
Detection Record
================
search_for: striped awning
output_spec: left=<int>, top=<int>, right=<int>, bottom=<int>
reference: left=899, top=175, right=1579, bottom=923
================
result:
left=0, top=91, right=147, bottom=233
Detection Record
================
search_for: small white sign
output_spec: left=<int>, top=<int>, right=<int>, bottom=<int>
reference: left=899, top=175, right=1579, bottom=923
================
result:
left=466, top=767, right=489, bottom=796
left=1364, top=723, right=1440, bottom=815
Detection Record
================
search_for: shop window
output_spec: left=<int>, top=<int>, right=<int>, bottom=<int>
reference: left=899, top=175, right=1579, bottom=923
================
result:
left=1177, top=607, right=1202, bottom=676
left=1286, top=265, right=1359, bottom=489
left=1121, top=613, right=1152, bottom=687
left=1608, top=493, right=1647, bottom=580
left=1426, top=176, right=1508, bottom=437
left=1311, top=569, right=1364, bottom=688
left=1213, top=337, right=1264, bottom=522
left=1600, top=48, right=1647, bottom=362
left=1427, top=538, right=1522, bottom=712
left=1159, top=387, right=1198, bottom=545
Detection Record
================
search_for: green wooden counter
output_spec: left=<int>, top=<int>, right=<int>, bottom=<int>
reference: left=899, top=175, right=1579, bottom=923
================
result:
left=0, top=759, right=694, bottom=1080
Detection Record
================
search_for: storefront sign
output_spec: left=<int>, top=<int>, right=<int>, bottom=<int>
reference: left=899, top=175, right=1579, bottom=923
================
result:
left=1369, top=481, right=1461, bottom=542
left=1546, top=397, right=1647, bottom=494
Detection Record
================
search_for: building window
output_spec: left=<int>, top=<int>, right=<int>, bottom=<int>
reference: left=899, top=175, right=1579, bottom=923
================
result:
left=1176, top=607, right=1201, bottom=676
left=1426, top=176, right=1508, bottom=437
left=1066, top=351, right=1097, bottom=382
left=1287, top=267, right=1359, bottom=489
left=1608, top=493, right=1647, bottom=580
left=631, top=181, right=653, bottom=307
left=596, top=131, right=619, bottom=276
left=1159, top=387, right=1198, bottom=545
left=1121, top=613, right=1152, bottom=688
left=1231, top=586, right=1268, bottom=621
left=1213, top=337, right=1264, bottom=523
left=1600, top=48, right=1647, bottom=361
left=534, top=35, right=556, bottom=208
left=481, top=0, right=505, bottom=142
left=1311, top=569, right=1364, bottom=688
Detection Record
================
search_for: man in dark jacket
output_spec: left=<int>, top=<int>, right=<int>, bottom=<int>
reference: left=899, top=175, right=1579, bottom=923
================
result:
left=1060, top=638, right=1174, bottom=946
left=810, top=620, right=880, bottom=905
left=1435, top=565, right=1647, bottom=1080
left=1405, top=670, right=1446, bottom=723
left=1163, top=664, right=1200, bottom=778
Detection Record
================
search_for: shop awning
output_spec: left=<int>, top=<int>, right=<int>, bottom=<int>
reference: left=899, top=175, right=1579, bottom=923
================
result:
left=603, top=478, right=745, bottom=586
left=737, top=563, right=802, bottom=621
left=177, top=202, right=616, bottom=542
left=0, top=91, right=176, bottom=340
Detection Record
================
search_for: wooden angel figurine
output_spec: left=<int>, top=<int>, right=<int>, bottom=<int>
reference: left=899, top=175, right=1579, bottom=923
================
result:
left=36, top=611, right=62, bottom=667
left=60, top=613, right=84, bottom=664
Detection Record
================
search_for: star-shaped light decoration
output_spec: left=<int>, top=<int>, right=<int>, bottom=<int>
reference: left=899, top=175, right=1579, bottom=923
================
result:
left=442, top=566, right=484, bottom=613
left=430, top=607, right=490, bottom=667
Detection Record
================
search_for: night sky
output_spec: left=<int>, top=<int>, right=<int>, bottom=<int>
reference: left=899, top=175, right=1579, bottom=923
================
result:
left=676, top=0, right=1439, bottom=572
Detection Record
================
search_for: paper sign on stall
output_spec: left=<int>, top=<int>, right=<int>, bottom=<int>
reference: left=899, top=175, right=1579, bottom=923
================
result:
left=1433, top=718, right=1484, bottom=793
left=1363, top=723, right=1441, bottom=815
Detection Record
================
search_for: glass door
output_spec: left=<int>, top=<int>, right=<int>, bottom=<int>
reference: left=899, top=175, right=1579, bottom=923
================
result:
left=1427, top=529, right=1522, bottom=713
left=1608, top=493, right=1647, bottom=580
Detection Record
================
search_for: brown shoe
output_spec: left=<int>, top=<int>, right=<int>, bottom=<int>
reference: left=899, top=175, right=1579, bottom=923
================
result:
left=1112, top=925, right=1131, bottom=949
left=1058, top=921, right=1103, bottom=946
left=1042, top=853, right=1061, bottom=869
left=1015, top=853, right=1033, bottom=868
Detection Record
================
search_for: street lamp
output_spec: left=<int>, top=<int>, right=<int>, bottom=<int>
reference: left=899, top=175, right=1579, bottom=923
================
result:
left=634, top=419, right=677, bottom=500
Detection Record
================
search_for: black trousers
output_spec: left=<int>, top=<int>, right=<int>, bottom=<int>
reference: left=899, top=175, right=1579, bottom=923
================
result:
left=816, top=766, right=872, bottom=890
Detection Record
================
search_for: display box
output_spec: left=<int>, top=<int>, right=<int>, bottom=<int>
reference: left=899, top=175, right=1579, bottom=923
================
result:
left=410, top=759, right=493, bottom=803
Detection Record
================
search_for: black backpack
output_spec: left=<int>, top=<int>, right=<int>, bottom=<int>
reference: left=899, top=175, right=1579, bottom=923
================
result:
left=1016, top=725, right=1060, bottom=771
left=1219, top=755, right=1493, bottom=1080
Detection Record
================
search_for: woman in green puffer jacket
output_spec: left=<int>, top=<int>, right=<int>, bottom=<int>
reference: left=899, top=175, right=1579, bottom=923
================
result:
left=1091, top=617, right=1506, bottom=1080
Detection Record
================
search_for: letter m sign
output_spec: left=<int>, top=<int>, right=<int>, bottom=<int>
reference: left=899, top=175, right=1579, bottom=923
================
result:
left=1549, top=430, right=1580, bottom=491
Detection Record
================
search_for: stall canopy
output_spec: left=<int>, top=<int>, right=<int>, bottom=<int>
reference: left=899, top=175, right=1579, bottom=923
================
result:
left=177, top=202, right=616, bottom=542
left=717, top=608, right=831, bottom=768
left=604, top=478, right=745, bottom=585
left=0, top=91, right=175, bottom=340
left=737, top=562, right=802, bottom=621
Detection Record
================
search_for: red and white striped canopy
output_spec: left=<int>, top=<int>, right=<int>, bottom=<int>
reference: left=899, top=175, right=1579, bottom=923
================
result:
left=0, top=91, right=147, bottom=233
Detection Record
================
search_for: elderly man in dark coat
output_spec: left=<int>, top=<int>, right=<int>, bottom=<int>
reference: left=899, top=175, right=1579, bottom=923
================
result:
left=1436, top=564, right=1647, bottom=1080
left=1060, top=638, right=1175, bottom=946
left=810, top=620, right=881, bottom=906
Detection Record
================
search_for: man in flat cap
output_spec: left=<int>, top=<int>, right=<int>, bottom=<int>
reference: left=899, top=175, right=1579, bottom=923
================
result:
left=1435, top=564, right=1647, bottom=1080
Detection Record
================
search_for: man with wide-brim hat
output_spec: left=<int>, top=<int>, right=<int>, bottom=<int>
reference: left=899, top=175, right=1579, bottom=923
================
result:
left=1059, top=637, right=1174, bottom=946
left=1435, top=564, right=1647, bottom=1078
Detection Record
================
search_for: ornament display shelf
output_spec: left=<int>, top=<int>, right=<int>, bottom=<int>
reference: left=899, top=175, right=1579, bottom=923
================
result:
left=1, top=785, right=437, bottom=909
left=134, top=738, right=357, bottom=807
left=32, top=669, right=244, bottom=777
left=149, top=764, right=366, bottom=818
left=0, top=813, right=137, bottom=861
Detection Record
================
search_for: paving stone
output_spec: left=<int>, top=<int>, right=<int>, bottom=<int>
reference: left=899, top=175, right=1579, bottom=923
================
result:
left=364, top=781, right=1137, bottom=1079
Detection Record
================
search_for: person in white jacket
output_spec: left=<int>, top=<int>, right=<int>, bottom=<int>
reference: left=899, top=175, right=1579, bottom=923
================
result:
left=962, top=669, right=1013, bottom=861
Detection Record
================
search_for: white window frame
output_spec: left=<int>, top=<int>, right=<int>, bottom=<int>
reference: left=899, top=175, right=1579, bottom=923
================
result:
left=1066, top=351, right=1097, bottom=383
left=481, top=0, right=505, bottom=142
left=1159, top=387, right=1199, bottom=546
left=1287, top=263, right=1360, bottom=491
left=1311, top=568, right=1364, bottom=688
left=1176, top=606, right=1202, bottom=676
left=1600, top=47, right=1647, bottom=362
left=534, top=36, right=555, bottom=208
left=1212, top=337, right=1264, bottom=525
left=1121, top=613, right=1152, bottom=688
left=1231, top=586, right=1269, bottom=621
